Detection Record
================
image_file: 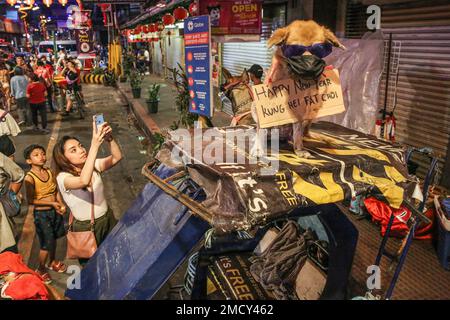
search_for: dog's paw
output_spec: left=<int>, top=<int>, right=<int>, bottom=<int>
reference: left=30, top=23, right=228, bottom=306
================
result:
left=294, top=149, right=311, bottom=158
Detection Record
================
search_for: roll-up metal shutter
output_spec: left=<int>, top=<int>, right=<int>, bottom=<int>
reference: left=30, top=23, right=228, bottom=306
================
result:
left=164, top=31, right=184, bottom=83
left=345, top=0, right=450, bottom=185
left=378, top=1, right=450, bottom=184
left=152, top=40, right=164, bottom=77
left=221, top=23, right=274, bottom=115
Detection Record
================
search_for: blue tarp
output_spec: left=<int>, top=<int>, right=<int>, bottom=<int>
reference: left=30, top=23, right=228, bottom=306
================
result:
left=65, top=165, right=209, bottom=300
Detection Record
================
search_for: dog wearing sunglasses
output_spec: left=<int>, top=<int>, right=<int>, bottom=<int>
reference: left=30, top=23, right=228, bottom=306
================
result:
left=250, top=20, right=345, bottom=158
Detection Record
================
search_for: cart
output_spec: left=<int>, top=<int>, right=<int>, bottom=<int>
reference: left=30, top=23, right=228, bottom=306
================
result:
left=65, top=122, right=431, bottom=300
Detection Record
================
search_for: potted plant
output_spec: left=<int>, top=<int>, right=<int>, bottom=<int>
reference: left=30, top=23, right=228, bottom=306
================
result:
left=129, top=70, right=143, bottom=98
left=146, top=83, right=161, bottom=113
left=121, top=54, right=135, bottom=82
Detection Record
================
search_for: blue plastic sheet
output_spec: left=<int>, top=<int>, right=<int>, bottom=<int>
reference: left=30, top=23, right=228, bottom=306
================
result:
left=65, top=165, right=209, bottom=300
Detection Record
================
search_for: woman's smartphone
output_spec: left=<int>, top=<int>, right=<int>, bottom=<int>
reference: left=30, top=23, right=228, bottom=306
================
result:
left=94, top=114, right=105, bottom=130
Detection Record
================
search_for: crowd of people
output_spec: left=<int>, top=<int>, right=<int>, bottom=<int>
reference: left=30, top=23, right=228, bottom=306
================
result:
left=0, top=48, right=123, bottom=287
left=0, top=49, right=85, bottom=133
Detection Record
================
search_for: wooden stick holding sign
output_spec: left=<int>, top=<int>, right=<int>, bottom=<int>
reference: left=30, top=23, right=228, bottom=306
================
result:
left=251, top=69, right=346, bottom=129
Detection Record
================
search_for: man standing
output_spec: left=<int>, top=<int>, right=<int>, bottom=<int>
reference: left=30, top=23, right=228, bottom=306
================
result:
left=10, top=67, right=31, bottom=126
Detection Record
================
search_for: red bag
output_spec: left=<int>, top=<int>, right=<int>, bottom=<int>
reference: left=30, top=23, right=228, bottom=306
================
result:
left=364, top=197, right=411, bottom=238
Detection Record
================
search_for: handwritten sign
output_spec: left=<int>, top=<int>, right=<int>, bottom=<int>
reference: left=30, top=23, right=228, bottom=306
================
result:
left=252, top=69, right=345, bottom=128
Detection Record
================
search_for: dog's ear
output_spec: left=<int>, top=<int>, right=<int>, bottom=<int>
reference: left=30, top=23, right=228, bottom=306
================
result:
left=268, top=27, right=288, bottom=48
left=222, top=67, right=233, bottom=81
left=323, top=27, right=346, bottom=50
left=241, top=69, right=249, bottom=83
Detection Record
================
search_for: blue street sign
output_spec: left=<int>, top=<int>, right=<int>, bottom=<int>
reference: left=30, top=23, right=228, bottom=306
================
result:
left=184, top=15, right=213, bottom=118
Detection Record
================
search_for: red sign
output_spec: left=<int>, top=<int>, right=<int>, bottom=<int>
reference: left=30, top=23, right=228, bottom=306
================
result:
left=184, top=32, right=209, bottom=46
left=199, top=0, right=262, bottom=35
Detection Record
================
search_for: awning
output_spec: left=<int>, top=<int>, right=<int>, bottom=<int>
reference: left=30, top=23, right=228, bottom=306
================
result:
left=121, top=0, right=189, bottom=29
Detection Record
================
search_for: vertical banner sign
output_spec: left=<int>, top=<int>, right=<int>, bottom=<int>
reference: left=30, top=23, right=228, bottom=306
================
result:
left=184, top=15, right=213, bottom=117
left=76, top=29, right=93, bottom=54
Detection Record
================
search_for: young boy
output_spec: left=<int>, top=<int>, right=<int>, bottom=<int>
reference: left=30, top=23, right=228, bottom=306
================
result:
left=23, top=144, right=67, bottom=284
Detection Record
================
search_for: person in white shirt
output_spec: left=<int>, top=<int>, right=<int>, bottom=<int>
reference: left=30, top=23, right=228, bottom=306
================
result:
left=53, top=118, right=122, bottom=264
left=144, top=49, right=150, bottom=75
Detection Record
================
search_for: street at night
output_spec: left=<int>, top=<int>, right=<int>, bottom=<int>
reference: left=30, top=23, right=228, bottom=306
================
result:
left=0, top=0, right=449, bottom=307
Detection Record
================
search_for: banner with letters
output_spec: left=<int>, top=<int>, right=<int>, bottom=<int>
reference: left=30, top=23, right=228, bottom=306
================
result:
left=160, top=121, right=417, bottom=232
left=199, top=0, right=262, bottom=35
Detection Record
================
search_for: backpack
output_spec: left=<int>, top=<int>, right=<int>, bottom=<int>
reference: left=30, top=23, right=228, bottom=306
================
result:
left=0, top=174, right=21, bottom=218
left=0, top=189, right=21, bottom=218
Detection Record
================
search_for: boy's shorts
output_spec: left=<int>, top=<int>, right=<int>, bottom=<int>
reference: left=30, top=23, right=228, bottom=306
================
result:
left=33, top=208, right=66, bottom=251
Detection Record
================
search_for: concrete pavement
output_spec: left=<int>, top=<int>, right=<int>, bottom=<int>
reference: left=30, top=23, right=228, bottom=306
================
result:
left=117, top=73, right=232, bottom=138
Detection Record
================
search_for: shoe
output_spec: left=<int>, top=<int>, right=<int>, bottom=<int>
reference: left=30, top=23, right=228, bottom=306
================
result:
left=18, top=120, right=25, bottom=126
left=35, top=269, right=53, bottom=284
left=46, top=261, right=68, bottom=273
left=61, top=111, right=70, bottom=116
left=40, top=128, right=50, bottom=134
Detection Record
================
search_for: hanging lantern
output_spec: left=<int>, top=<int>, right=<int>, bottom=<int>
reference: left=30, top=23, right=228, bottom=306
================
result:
left=6, top=0, right=17, bottom=6
left=24, top=0, right=35, bottom=5
left=135, top=25, right=142, bottom=33
left=43, top=0, right=52, bottom=7
left=149, top=23, right=157, bottom=33
left=189, top=2, right=198, bottom=16
left=173, top=7, right=188, bottom=21
left=157, top=22, right=165, bottom=32
left=58, top=0, right=68, bottom=6
left=142, top=25, right=149, bottom=34
left=162, top=13, right=175, bottom=26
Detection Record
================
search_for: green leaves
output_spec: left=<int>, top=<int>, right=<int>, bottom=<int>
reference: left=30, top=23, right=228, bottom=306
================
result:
left=171, top=63, right=198, bottom=129
left=147, top=83, right=161, bottom=101
left=129, top=70, right=144, bottom=89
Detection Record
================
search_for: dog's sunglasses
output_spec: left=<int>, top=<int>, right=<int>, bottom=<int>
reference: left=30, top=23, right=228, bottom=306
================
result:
left=281, top=42, right=333, bottom=59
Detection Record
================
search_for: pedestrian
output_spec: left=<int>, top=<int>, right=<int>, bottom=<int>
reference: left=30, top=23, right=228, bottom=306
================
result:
left=53, top=119, right=121, bottom=265
left=10, top=67, right=31, bottom=126
left=26, top=73, right=49, bottom=134
left=0, top=151, right=25, bottom=254
left=15, top=56, right=34, bottom=80
left=0, top=62, right=11, bottom=111
left=247, top=64, right=264, bottom=85
left=144, top=48, right=150, bottom=75
left=23, top=144, right=67, bottom=284
left=62, top=60, right=82, bottom=115
left=34, top=60, right=55, bottom=113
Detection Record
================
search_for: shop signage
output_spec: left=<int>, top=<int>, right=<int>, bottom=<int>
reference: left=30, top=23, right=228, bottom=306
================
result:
left=76, top=29, right=93, bottom=54
left=252, top=69, right=346, bottom=128
left=83, top=0, right=146, bottom=3
left=184, top=15, right=213, bottom=118
left=199, top=0, right=262, bottom=35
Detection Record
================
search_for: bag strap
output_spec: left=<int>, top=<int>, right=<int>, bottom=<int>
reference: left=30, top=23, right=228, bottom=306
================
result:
left=68, top=180, right=95, bottom=231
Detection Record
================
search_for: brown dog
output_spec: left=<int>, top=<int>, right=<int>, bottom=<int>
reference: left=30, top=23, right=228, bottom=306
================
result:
left=250, top=20, right=344, bottom=158
left=266, top=20, right=345, bottom=83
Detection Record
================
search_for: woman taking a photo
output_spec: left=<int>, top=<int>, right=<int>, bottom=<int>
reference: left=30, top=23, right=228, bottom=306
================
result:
left=53, top=118, right=122, bottom=264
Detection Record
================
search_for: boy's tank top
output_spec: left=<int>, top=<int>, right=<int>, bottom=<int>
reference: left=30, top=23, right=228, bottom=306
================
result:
left=26, top=168, right=57, bottom=200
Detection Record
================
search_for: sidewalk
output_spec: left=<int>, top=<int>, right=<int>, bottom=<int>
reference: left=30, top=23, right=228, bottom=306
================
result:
left=117, top=73, right=232, bottom=139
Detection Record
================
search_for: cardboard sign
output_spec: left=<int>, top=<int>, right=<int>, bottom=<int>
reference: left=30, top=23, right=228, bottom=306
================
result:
left=252, top=69, right=345, bottom=128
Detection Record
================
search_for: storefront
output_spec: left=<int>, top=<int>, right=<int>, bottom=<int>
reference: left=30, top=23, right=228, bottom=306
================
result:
left=345, top=0, right=450, bottom=187
left=219, top=2, right=287, bottom=115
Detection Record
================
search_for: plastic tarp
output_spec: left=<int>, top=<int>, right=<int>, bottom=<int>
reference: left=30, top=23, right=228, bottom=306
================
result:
left=65, top=164, right=209, bottom=300
left=322, top=31, right=385, bottom=135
